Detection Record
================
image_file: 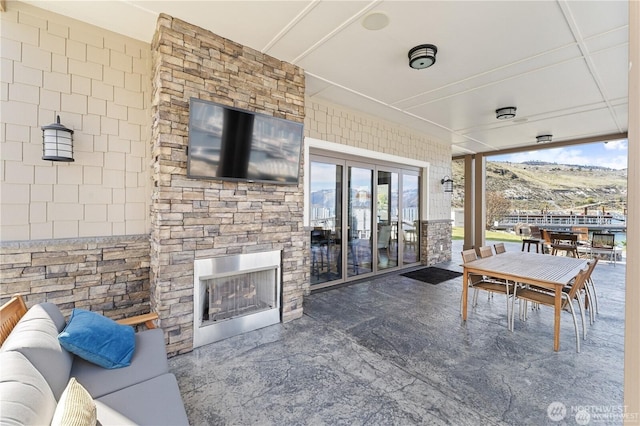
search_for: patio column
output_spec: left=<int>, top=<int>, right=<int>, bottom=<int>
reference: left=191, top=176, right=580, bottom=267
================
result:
left=624, top=0, right=640, bottom=419
left=463, top=155, right=474, bottom=250
left=473, top=154, right=487, bottom=249
left=462, top=154, right=486, bottom=251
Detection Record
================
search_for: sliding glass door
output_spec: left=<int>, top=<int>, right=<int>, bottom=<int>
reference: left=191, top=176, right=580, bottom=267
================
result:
left=309, top=158, right=342, bottom=286
left=348, top=165, right=373, bottom=277
left=309, top=154, right=420, bottom=288
left=402, top=173, right=420, bottom=264
left=377, top=170, right=398, bottom=270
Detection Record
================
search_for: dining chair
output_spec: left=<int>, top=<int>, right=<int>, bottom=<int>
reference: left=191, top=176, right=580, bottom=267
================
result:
left=550, top=232, right=579, bottom=258
left=478, top=245, right=494, bottom=258
left=402, top=229, right=417, bottom=251
left=377, top=225, right=392, bottom=257
left=310, top=228, right=327, bottom=279
left=512, top=265, right=590, bottom=352
left=460, top=249, right=514, bottom=330
left=572, top=226, right=590, bottom=246
left=586, top=265, right=599, bottom=318
left=591, top=233, right=617, bottom=265
left=521, top=225, right=542, bottom=253
left=566, top=259, right=599, bottom=325
left=540, top=229, right=553, bottom=254
left=493, top=242, right=506, bottom=254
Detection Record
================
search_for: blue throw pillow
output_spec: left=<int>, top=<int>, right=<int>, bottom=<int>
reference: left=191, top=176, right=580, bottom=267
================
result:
left=58, top=309, right=135, bottom=369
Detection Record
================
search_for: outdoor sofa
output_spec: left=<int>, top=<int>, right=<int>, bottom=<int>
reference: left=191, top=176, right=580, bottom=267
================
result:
left=0, top=295, right=189, bottom=425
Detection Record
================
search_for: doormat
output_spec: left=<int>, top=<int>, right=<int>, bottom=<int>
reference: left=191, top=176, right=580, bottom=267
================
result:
left=401, top=267, right=463, bottom=285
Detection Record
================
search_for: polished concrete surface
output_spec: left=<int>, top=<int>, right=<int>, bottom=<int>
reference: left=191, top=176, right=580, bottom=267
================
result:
left=169, top=241, right=625, bottom=425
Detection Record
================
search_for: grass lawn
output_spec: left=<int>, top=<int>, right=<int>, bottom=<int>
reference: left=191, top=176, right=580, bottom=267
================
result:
left=452, top=227, right=522, bottom=242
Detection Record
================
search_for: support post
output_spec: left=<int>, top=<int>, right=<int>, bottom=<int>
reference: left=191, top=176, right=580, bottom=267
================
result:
left=473, top=154, right=486, bottom=250
left=624, top=0, right=640, bottom=420
left=463, top=155, right=474, bottom=250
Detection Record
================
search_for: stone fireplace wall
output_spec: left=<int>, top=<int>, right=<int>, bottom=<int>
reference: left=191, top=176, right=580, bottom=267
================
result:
left=150, top=15, right=306, bottom=355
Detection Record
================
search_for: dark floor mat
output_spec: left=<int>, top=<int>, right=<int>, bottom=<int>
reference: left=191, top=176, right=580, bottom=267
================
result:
left=400, top=267, right=462, bottom=285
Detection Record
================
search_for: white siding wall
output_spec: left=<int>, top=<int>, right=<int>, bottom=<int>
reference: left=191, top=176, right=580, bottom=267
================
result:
left=0, top=2, right=151, bottom=241
left=304, top=98, right=452, bottom=220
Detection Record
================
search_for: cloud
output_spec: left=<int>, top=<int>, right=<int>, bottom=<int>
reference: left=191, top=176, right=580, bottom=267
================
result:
left=490, top=145, right=628, bottom=170
left=491, top=148, right=585, bottom=165
left=604, top=139, right=628, bottom=151
left=598, top=155, right=628, bottom=170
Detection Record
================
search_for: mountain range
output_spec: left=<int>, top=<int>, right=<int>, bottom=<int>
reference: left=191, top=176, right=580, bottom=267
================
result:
left=451, top=160, right=628, bottom=215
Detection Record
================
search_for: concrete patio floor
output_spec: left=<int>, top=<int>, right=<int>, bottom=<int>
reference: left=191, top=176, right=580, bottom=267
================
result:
left=169, top=240, right=626, bottom=425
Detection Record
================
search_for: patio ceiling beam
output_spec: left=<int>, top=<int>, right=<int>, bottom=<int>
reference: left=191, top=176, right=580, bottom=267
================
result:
left=452, top=131, right=628, bottom=161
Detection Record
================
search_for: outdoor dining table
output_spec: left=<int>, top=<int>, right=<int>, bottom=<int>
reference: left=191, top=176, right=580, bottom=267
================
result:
left=462, top=251, right=588, bottom=351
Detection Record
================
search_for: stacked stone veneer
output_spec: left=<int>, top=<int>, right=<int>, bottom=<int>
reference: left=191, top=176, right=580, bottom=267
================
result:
left=0, top=235, right=151, bottom=318
left=150, top=15, right=306, bottom=355
left=422, top=220, right=453, bottom=265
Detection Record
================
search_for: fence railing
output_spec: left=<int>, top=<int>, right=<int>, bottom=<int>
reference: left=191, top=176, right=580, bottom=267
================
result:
left=497, top=214, right=626, bottom=227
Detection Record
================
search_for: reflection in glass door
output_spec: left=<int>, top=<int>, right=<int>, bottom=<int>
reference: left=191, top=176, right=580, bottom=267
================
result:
left=402, top=174, right=420, bottom=264
left=309, top=160, right=342, bottom=286
left=309, top=153, right=421, bottom=288
left=348, top=166, right=373, bottom=277
left=377, top=170, right=398, bottom=270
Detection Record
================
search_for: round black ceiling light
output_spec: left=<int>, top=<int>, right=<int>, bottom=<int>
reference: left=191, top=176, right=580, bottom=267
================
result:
left=495, top=106, right=517, bottom=120
left=408, top=44, right=438, bottom=69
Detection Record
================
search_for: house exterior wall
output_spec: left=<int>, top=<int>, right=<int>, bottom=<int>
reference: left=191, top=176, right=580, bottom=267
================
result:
left=304, top=98, right=453, bottom=264
left=0, top=4, right=453, bottom=344
left=0, top=2, right=152, bottom=241
left=0, top=3, right=153, bottom=316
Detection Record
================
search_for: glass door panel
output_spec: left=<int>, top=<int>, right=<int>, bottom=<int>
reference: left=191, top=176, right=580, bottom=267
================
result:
left=377, top=170, right=398, bottom=270
left=309, top=160, right=343, bottom=286
left=348, top=166, right=373, bottom=277
left=402, top=174, right=420, bottom=264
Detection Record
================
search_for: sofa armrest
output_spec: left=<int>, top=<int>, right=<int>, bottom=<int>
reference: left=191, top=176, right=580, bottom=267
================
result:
left=0, top=294, right=28, bottom=346
left=116, top=313, right=158, bottom=329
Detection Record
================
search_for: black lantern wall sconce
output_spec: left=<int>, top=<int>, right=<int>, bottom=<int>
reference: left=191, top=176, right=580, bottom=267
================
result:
left=42, top=115, right=74, bottom=162
left=441, top=176, right=454, bottom=193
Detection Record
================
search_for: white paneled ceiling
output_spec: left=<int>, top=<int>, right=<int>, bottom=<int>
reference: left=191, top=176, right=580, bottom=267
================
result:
left=23, top=0, right=629, bottom=156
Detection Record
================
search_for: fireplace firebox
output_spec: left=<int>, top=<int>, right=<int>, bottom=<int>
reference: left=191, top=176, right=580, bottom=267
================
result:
left=193, top=251, right=281, bottom=348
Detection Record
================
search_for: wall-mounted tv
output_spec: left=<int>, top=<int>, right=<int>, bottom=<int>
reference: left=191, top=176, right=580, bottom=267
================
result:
left=187, top=98, right=304, bottom=185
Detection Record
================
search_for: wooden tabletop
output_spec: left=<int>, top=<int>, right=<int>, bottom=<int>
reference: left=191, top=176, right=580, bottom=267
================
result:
left=462, top=251, right=587, bottom=288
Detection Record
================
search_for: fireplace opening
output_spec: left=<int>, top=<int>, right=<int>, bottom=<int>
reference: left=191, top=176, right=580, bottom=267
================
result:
left=202, top=269, right=275, bottom=324
left=193, top=251, right=281, bottom=348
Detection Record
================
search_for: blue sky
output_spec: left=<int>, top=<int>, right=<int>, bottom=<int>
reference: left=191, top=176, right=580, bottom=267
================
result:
left=489, top=139, right=628, bottom=170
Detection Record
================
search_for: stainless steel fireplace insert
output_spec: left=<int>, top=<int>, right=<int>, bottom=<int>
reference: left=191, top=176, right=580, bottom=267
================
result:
left=193, top=251, right=281, bottom=348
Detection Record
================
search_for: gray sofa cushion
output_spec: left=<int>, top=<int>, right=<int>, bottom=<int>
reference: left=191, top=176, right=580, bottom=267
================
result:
left=71, top=328, right=169, bottom=398
left=94, top=401, right=137, bottom=425
left=0, top=302, right=73, bottom=400
left=96, top=373, right=189, bottom=426
left=0, top=351, right=58, bottom=425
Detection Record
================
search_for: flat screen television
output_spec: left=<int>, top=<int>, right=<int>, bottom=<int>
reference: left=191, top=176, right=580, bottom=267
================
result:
left=187, top=98, right=304, bottom=184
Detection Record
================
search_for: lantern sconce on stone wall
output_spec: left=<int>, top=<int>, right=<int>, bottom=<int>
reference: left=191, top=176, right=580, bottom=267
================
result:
left=441, top=176, right=454, bottom=193
left=42, top=115, right=74, bottom=162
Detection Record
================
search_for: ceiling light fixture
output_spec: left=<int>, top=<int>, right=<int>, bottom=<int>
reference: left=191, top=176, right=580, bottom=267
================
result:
left=536, top=134, right=553, bottom=143
left=408, top=44, right=438, bottom=69
left=495, top=107, right=517, bottom=120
